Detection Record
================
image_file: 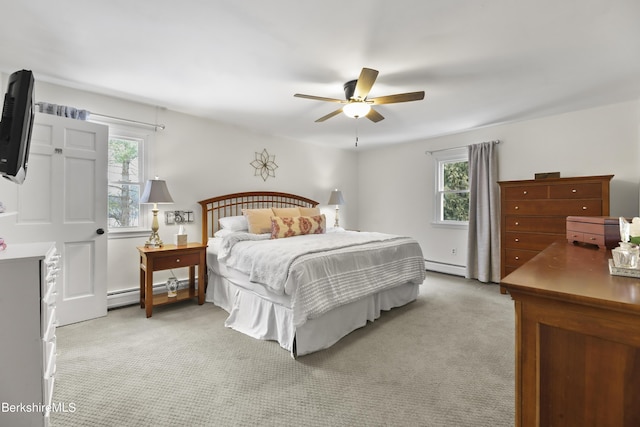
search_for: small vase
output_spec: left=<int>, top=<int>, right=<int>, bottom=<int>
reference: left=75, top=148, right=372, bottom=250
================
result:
left=166, top=277, right=179, bottom=297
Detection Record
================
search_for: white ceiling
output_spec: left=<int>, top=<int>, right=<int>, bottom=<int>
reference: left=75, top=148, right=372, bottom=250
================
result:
left=2, top=0, right=640, bottom=149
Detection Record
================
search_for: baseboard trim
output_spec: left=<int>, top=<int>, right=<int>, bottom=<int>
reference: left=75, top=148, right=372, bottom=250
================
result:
left=107, top=279, right=196, bottom=309
left=424, top=260, right=466, bottom=277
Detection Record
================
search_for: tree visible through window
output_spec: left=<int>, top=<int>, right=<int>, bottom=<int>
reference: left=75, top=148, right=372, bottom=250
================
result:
left=108, top=137, right=142, bottom=229
left=434, top=149, right=469, bottom=224
left=442, top=160, right=469, bottom=221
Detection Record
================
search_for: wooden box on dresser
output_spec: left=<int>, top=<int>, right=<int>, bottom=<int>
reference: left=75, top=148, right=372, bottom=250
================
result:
left=0, top=242, right=59, bottom=427
left=499, top=174, right=613, bottom=285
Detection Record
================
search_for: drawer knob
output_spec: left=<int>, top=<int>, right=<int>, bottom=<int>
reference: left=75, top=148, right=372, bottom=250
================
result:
left=515, top=256, right=520, bottom=260
left=590, top=237, right=596, bottom=241
left=523, top=190, right=527, bottom=195
left=515, top=222, right=519, bottom=226
left=515, top=206, right=519, bottom=210
left=572, top=189, right=577, bottom=193
left=582, top=206, right=587, bottom=210
left=515, top=238, right=520, bottom=242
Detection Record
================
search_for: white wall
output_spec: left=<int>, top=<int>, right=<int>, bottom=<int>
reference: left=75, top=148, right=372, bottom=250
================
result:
left=0, top=76, right=357, bottom=293
left=3, top=72, right=639, bottom=291
left=357, top=100, right=640, bottom=274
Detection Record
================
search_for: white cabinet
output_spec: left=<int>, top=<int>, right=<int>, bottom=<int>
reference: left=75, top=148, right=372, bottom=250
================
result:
left=0, top=242, right=59, bottom=427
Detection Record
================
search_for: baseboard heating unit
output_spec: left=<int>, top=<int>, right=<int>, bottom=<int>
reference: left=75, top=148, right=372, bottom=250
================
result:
left=424, top=260, right=465, bottom=277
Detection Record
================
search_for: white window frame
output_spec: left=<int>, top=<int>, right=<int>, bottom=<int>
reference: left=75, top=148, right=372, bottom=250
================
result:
left=432, top=148, right=469, bottom=228
left=99, top=121, right=154, bottom=239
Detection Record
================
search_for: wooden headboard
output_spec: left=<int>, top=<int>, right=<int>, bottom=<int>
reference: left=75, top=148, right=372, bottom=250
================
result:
left=198, top=191, right=319, bottom=243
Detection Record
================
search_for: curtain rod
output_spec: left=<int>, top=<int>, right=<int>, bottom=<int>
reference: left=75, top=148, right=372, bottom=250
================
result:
left=88, top=112, right=165, bottom=130
left=425, top=140, right=500, bottom=155
left=35, top=102, right=165, bottom=130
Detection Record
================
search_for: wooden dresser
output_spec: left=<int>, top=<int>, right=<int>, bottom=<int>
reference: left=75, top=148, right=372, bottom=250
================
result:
left=501, top=241, right=640, bottom=427
left=499, top=175, right=613, bottom=280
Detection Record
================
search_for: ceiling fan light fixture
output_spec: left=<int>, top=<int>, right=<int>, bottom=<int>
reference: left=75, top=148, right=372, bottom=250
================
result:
left=342, top=102, right=371, bottom=118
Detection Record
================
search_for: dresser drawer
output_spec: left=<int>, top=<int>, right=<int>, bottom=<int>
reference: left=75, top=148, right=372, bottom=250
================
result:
left=503, top=200, right=602, bottom=216
left=153, top=252, right=200, bottom=270
left=41, top=282, right=56, bottom=334
left=43, top=307, right=57, bottom=343
left=504, top=248, right=538, bottom=268
left=503, top=232, right=562, bottom=250
left=504, top=215, right=566, bottom=233
left=549, top=182, right=602, bottom=199
left=44, top=336, right=57, bottom=381
left=503, top=185, right=549, bottom=200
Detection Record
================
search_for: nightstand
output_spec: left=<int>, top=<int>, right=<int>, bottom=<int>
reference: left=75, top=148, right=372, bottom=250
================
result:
left=137, top=242, right=206, bottom=317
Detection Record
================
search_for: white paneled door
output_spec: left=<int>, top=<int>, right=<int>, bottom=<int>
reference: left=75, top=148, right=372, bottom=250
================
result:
left=16, top=113, right=108, bottom=326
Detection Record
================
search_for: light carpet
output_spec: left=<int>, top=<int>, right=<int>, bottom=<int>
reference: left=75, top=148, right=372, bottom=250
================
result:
left=51, top=271, right=515, bottom=426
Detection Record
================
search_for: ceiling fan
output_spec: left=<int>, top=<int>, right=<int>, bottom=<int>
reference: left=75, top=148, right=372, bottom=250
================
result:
left=294, top=67, right=425, bottom=123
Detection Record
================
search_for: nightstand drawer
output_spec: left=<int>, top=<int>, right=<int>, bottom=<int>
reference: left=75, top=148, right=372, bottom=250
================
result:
left=153, top=252, right=200, bottom=270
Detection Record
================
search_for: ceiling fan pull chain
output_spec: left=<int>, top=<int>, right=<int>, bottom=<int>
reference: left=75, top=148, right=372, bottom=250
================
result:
left=355, top=120, right=359, bottom=147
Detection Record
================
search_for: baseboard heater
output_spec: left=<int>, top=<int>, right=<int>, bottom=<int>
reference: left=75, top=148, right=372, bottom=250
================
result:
left=424, top=259, right=465, bottom=277
left=107, top=279, right=198, bottom=309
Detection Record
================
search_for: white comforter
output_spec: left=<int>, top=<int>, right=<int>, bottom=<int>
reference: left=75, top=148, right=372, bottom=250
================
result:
left=218, top=231, right=425, bottom=326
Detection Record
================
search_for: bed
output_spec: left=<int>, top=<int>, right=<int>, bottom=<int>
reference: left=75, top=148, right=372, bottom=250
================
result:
left=199, top=191, right=426, bottom=357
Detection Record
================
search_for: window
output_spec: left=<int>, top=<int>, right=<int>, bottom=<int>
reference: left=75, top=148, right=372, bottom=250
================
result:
left=434, top=149, right=469, bottom=225
left=106, top=125, right=151, bottom=235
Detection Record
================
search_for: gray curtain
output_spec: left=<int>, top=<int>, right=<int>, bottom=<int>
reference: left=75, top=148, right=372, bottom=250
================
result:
left=466, top=141, right=500, bottom=283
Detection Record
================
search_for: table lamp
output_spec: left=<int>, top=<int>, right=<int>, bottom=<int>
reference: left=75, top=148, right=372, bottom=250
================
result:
left=328, top=189, right=345, bottom=228
left=140, top=177, right=174, bottom=247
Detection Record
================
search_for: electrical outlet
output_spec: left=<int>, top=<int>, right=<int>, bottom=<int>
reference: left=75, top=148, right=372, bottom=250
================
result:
left=451, top=248, right=457, bottom=255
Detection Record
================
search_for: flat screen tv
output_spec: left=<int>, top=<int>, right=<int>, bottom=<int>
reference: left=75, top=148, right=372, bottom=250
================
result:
left=0, top=69, right=35, bottom=184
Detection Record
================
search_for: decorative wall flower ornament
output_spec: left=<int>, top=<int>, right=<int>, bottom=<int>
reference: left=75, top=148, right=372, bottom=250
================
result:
left=250, top=148, right=278, bottom=181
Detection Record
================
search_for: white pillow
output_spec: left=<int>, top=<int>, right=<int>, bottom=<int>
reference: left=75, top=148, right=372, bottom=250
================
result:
left=213, top=229, right=235, bottom=238
left=218, top=215, right=248, bottom=231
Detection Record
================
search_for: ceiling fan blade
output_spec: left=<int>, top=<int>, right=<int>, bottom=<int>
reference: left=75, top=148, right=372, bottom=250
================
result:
left=294, top=93, right=345, bottom=103
left=366, top=108, right=385, bottom=123
left=370, top=91, right=425, bottom=105
left=353, top=68, right=379, bottom=100
left=315, top=108, right=344, bottom=122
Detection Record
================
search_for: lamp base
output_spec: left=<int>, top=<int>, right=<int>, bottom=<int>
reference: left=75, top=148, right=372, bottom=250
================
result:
left=144, top=231, right=164, bottom=248
left=145, top=206, right=164, bottom=248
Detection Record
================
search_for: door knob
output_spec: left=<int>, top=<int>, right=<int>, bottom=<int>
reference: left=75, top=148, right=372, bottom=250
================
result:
left=96, top=228, right=105, bottom=235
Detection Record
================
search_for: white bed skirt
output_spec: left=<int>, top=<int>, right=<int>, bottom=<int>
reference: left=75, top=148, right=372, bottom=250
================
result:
left=206, top=268, right=419, bottom=357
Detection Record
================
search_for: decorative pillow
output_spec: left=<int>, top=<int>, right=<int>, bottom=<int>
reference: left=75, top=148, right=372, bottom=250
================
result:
left=218, top=215, right=248, bottom=231
left=243, top=208, right=275, bottom=234
left=272, top=207, right=301, bottom=217
left=299, top=206, right=321, bottom=216
left=271, top=214, right=326, bottom=239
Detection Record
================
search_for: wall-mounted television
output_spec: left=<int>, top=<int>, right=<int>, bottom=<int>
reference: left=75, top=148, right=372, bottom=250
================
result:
left=0, top=69, right=35, bottom=184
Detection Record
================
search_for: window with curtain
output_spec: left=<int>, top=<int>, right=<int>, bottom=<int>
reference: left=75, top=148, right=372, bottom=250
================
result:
left=106, top=125, right=152, bottom=235
left=433, top=148, right=469, bottom=225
